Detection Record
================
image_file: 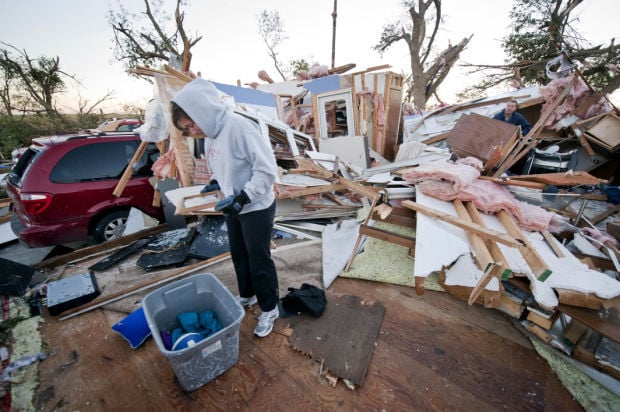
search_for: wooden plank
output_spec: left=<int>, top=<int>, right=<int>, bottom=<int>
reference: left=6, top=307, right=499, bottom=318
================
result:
left=344, top=196, right=379, bottom=272
left=275, top=183, right=347, bottom=199
left=338, top=177, right=382, bottom=201
left=402, top=200, right=521, bottom=248
left=437, top=94, right=536, bottom=116
left=0, top=213, right=11, bottom=225
left=506, top=171, right=607, bottom=186
left=563, top=319, right=589, bottom=345
left=463, top=202, right=510, bottom=269
left=526, top=309, right=559, bottom=330
left=446, top=112, right=520, bottom=162
left=452, top=199, right=509, bottom=306
left=36, top=224, right=168, bottom=269
left=372, top=204, right=416, bottom=228
left=359, top=223, right=415, bottom=250
left=452, top=200, right=494, bottom=267
left=558, top=304, right=620, bottom=344
left=541, top=230, right=565, bottom=258
left=467, top=264, right=505, bottom=306
left=496, top=210, right=552, bottom=281
left=112, top=141, right=148, bottom=197
left=174, top=190, right=222, bottom=215
left=494, top=76, right=577, bottom=176
left=589, top=204, right=620, bottom=225
left=478, top=176, right=546, bottom=190
left=59, top=252, right=232, bottom=321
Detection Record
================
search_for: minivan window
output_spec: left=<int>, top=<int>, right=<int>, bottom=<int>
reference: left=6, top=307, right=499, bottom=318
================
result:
left=50, top=140, right=140, bottom=183
left=8, top=147, right=39, bottom=185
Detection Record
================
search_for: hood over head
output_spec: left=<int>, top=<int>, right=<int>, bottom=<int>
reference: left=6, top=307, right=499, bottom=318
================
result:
left=171, top=77, right=227, bottom=138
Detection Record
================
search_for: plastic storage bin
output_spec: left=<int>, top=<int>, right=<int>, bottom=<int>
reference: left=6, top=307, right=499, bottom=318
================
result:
left=143, top=273, right=244, bottom=391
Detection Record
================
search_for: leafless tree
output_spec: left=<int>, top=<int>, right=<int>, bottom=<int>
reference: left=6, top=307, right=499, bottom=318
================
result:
left=374, top=0, right=471, bottom=111
left=0, top=43, right=69, bottom=117
left=76, top=89, right=116, bottom=115
left=108, top=0, right=202, bottom=73
left=257, top=10, right=289, bottom=81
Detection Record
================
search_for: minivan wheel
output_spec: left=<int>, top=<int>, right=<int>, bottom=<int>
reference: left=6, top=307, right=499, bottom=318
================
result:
left=93, top=210, right=129, bottom=243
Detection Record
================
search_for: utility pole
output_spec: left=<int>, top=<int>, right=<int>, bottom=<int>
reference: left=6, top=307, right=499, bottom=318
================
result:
left=331, top=0, right=337, bottom=69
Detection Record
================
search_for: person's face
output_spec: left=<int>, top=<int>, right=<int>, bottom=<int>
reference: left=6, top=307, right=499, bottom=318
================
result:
left=177, top=115, right=206, bottom=138
left=505, top=101, right=517, bottom=116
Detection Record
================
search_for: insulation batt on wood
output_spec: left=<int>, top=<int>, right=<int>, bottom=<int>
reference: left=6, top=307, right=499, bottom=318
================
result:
left=403, top=157, right=555, bottom=232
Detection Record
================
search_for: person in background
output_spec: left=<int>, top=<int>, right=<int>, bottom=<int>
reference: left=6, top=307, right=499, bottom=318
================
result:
left=170, top=77, right=280, bottom=338
left=493, top=100, right=532, bottom=136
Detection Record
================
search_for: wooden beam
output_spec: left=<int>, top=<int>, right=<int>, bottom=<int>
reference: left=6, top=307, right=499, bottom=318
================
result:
left=401, top=200, right=522, bottom=248
left=478, top=176, right=546, bottom=190
left=558, top=304, right=620, bottom=344
left=275, top=183, right=347, bottom=199
left=359, top=223, right=415, bottom=250
left=112, top=141, right=148, bottom=197
left=496, top=210, right=552, bottom=281
left=453, top=199, right=510, bottom=305
left=58, top=252, right=232, bottom=321
left=338, top=177, right=383, bottom=201
left=344, top=196, right=380, bottom=272
left=36, top=224, right=168, bottom=269
left=468, top=264, right=506, bottom=306
left=493, top=76, right=577, bottom=176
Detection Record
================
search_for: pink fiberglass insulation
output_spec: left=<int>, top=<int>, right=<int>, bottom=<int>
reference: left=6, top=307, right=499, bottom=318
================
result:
left=403, top=158, right=554, bottom=231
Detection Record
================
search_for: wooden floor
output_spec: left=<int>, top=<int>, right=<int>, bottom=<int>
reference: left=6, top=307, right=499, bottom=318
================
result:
left=35, top=275, right=582, bottom=411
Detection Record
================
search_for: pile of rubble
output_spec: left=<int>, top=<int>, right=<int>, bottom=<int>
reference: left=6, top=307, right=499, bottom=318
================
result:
left=124, top=62, right=620, bottom=390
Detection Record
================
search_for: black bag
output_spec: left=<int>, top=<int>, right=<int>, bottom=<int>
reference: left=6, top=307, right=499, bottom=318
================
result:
left=281, top=283, right=327, bottom=317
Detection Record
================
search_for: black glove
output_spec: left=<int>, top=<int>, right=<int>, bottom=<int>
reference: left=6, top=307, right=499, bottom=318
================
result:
left=200, top=179, right=220, bottom=194
left=215, top=190, right=250, bottom=216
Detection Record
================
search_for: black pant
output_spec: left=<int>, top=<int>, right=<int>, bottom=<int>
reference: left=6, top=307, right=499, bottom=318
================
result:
left=225, top=201, right=279, bottom=312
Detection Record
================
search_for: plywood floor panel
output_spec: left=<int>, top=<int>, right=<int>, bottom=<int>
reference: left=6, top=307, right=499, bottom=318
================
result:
left=35, top=273, right=583, bottom=411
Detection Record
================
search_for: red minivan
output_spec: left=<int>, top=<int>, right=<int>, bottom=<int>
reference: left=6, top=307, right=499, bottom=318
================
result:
left=7, top=132, right=165, bottom=248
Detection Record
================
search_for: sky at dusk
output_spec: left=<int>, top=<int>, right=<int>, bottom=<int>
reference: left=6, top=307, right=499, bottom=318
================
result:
left=1, top=0, right=618, bottom=112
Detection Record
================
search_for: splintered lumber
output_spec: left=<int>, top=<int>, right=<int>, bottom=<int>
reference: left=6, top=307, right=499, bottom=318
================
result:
left=505, top=171, right=607, bottom=187
left=58, top=252, right=232, bottom=321
left=452, top=199, right=510, bottom=305
left=275, top=183, right=347, bottom=199
left=478, top=176, right=546, bottom=190
left=541, top=230, right=565, bottom=258
left=358, top=223, right=415, bottom=252
left=164, top=64, right=193, bottom=83
left=493, top=76, right=577, bottom=176
left=453, top=200, right=494, bottom=267
left=468, top=264, right=506, bottom=306
left=496, top=210, right=552, bottom=281
left=338, top=177, right=383, bottom=201
left=401, top=200, right=521, bottom=248
left=288, top=158, right=334, bottom=179
left=344, top=196, right=380, bottom=272
left=558, top=304, right=620, bottom=344
left=526, top=308, right=559, bottom=330
left=36, top=225, right=168, bottom=269
left=113, top=141, right=149, bottom=197
left=372, top=204, right=417, bottom=228
left=463, top=201, right=510, bottom=268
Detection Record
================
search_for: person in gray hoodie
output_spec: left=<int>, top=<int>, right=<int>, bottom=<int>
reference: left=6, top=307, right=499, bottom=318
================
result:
left=171, top=77, right=280, bottom=338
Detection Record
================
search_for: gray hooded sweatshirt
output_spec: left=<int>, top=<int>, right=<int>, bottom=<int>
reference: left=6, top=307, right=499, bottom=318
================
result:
left=172, top=78, right=277, bottom=213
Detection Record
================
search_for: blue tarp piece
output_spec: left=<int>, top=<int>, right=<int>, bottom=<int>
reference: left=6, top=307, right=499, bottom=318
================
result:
left=302, top=75, right=342, bottom=94
left=212, top=81, right=276, bottom=107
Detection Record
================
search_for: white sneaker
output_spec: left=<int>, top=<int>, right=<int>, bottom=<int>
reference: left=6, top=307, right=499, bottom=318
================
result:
left=254, top=306, right=279, bottom=337
left=238, top=295, right=258, bottom=307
